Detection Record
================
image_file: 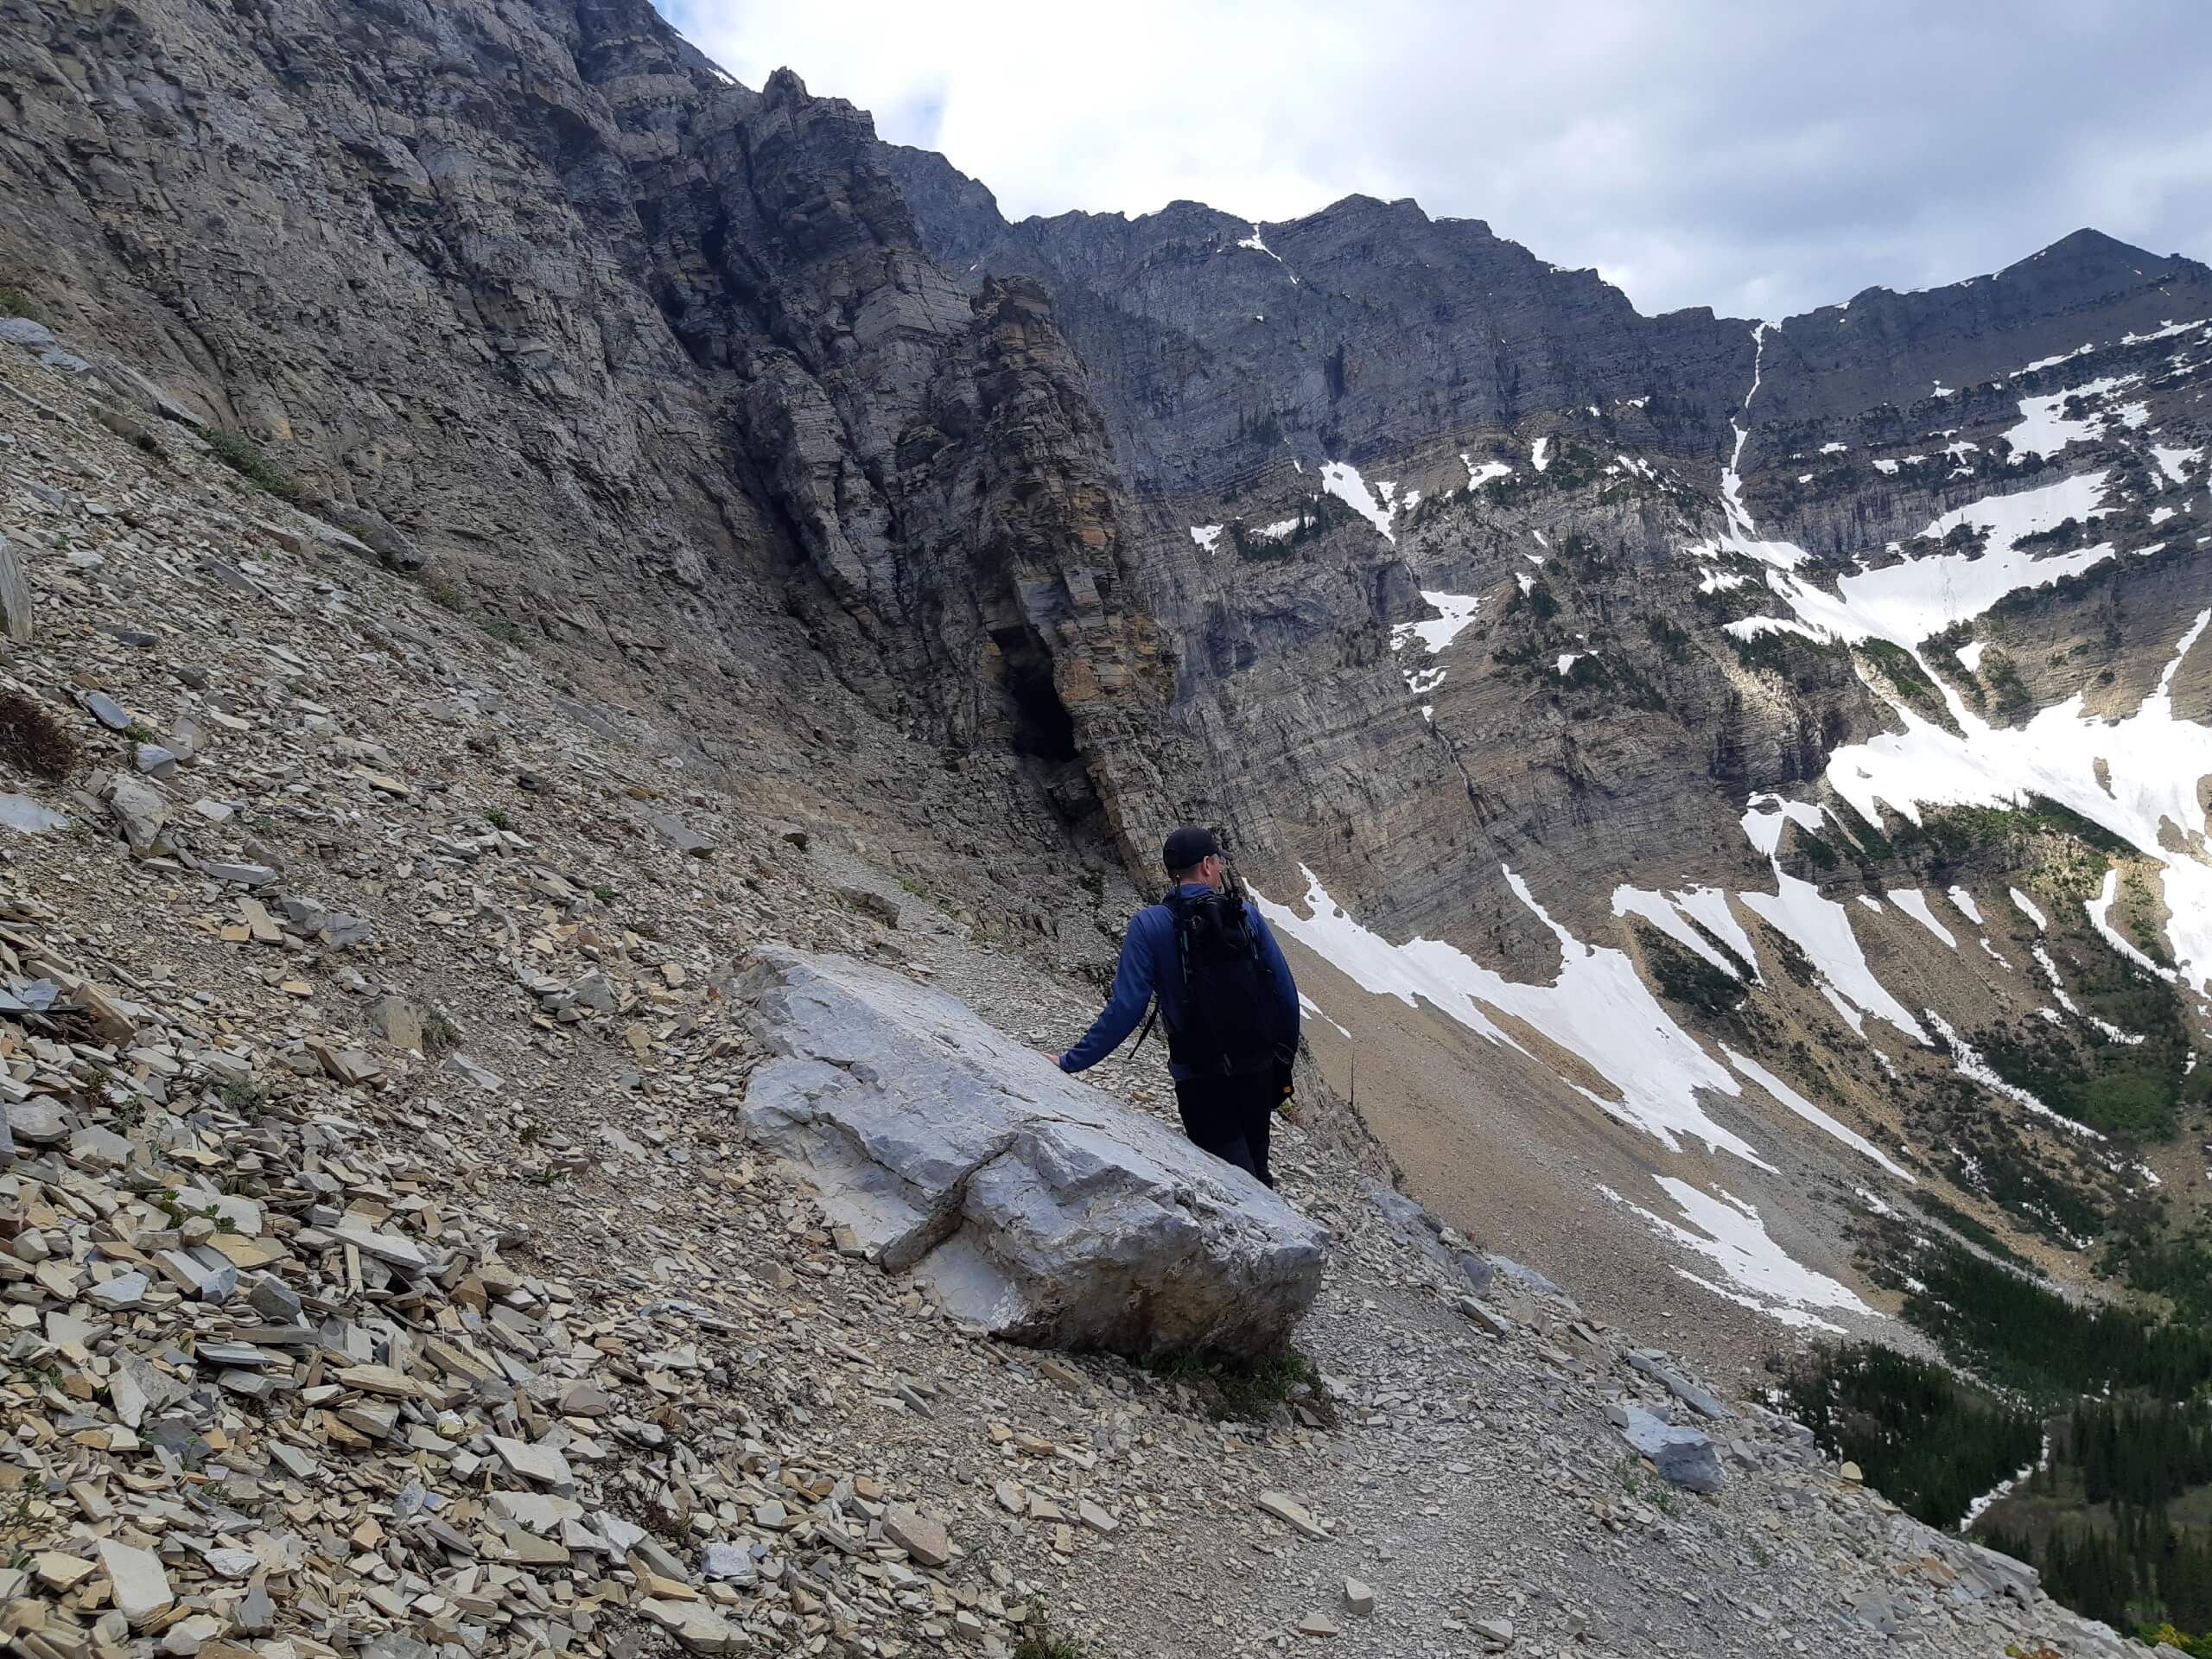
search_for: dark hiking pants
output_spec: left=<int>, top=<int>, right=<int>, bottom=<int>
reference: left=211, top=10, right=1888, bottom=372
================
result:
left=1173, top=1071, right=1276, bottom=1188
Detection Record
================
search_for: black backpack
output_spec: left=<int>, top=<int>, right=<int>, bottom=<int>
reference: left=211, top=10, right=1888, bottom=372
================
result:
left=1154, top=887, right=1284, bottom=1077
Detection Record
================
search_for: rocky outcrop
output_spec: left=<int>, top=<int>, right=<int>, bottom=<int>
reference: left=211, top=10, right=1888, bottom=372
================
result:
left=0, top=0, right=1180, bottom=903
left=740, top=949, right=1328, bottom=1359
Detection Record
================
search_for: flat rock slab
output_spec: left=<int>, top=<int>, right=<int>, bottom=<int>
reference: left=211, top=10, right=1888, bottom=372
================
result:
left=639, top=1597, right=744, bottom=1654
left=1619, top=1404, right=1725, bottom=1493
left=882, top=1505, right=951, bottom=1567
left=1628, top=1350, right=1730, bottom=1420
left=98, top=1537, right=174, bottom=1625
left=741, top=950, right=1327, bottom=1360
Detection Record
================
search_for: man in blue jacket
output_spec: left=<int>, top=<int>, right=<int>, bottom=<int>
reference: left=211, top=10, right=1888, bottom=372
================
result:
left=1058, top=826, right=1300, bottom=1187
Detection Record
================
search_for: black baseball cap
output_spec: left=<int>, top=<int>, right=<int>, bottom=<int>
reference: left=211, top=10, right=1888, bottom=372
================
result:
left=1162, top=825, right=1222, bottom=874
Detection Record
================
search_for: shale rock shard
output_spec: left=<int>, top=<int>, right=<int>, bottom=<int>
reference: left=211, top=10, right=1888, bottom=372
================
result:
left=741, top=948, right=1328, bottom=1358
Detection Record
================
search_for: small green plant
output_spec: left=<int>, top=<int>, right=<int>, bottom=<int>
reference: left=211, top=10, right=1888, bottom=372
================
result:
left=421, top=1009, right=461, bottom=1058
left=420, top=573, right=470, bottom=614
left=0, top=690, right=79, bottom=781
left=484, top=807, right=512, bottom=831
left=0, top=285, right=41, bottom=322
left=1141, top=1344, right=1338, bottom=1425
left=526, top=1166, right=567, bottom=1186
left=480, top=617, right=524, bottom=647
left=1012, top=1611, right=1089, bottom=1659
left=217, top=1079, right=267, bottom=1114
left=123, top=721, right=157, bottom=742
left=517, top=1122, right=544, bottom=1146
left=203, top=427, right=302, bottom=502
left=591, top=884, right=618, bottom=904
left=1618, top=1454, right=1679, bottom=1516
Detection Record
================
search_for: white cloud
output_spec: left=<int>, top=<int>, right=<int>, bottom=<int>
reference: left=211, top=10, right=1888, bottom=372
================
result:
left=657, top=0, right=2212, bottom=317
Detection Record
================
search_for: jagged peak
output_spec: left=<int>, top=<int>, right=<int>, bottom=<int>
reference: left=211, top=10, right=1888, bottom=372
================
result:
left=2005, top=225, right=2164, bottom=275
left=762, top=65, right=810, bottom=102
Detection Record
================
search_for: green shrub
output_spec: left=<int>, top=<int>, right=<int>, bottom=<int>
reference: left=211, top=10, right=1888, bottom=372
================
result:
left=1013, top=1612, right=1090, bottom=1659
left=421, top=1010, right=462, bottom=1058
left=204, top=428, right=302, bottom=502
left=0, top=285, right=40, bottom=323
left=1643, top=615, right=1692, bottom=662
left=217, top=1079, right=267, bottom=1114
left=1633, top=925, right=1743, bottom=1019
left=1142, top=1344, right=1337, bottom=1425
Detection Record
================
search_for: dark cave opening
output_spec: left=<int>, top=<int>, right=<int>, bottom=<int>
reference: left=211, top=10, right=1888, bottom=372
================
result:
left=1004, top=652, right=1079, bottom=762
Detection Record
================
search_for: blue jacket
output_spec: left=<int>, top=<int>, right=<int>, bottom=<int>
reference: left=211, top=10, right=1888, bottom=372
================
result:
left=1059, top=883, right=1300, bottom=1081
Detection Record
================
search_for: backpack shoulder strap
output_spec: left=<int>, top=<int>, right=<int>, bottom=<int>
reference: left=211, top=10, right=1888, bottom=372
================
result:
left=1128, top=995, right=1161, bottom=1058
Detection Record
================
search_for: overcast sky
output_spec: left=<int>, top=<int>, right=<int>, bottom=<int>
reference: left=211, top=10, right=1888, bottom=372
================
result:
left=655, top=0, right=2212, bottom=321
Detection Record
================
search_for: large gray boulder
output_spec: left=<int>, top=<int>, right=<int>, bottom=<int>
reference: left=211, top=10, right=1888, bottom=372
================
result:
left=740, top=950, right=1327, bottom=1359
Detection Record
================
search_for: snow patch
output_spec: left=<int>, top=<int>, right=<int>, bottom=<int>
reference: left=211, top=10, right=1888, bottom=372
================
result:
left=1462, top=454, right=1512, bottom=490
left=2154, top=445, right=2202, bottom=487
left=1725, top=1046, right=1913, bottom=1179
left=1827, top=608, right=2212, bottom=990
left=2003, top=375, right=2143, bottom=461
left=1189, top=524, right=1223, bottom=555
left=2087, top=866, right=2176, bottom=983
left=1599, top=1179, right=1870, bottom=1332
left=1255, top=867, right=1772, bottom=1165
left=1926, top=1008, right=2101, bottom=1139
left=1320, top=461, right=1395, bottom=542
left=1885, top=889, right=1957, bottom=948
left=1392, top=590, right=1480, bottom=655
left=1739, top=801, right=1929, bottom=1042
left=1613, top=887, right=1744, bottom=979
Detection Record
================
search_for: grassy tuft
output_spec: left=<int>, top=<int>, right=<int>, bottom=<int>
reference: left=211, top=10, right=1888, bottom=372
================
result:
left=421, top=1009, right=462, bottom=1058
left=1012, top=1611, right=1090, bottom=1659
left=204, top=428, right=302, bottom=502
left=1142, top=1344, right=1338, bottom=1426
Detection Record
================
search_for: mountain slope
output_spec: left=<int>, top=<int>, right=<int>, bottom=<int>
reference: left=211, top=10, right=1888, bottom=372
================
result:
left=877, top=145, right=2212, bottom=1357
left=4, top=0, right=2211, bottom=1420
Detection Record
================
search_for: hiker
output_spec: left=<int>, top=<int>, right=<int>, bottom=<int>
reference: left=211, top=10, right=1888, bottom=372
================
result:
left=1057, top=826, right=1300, bottom=1186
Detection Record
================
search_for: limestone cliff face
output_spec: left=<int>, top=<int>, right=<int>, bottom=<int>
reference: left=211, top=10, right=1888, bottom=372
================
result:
left=880, top=145, right=2212, bottom=957
left=0, top=0, right=1176, bottom=891
left=882, top=145, right=1755, bottom=499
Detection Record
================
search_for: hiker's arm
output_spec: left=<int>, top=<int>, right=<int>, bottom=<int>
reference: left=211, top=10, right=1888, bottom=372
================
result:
left=1058, top=917, right=1157, bottom=1072
left=1252, top=907, right=1301, bottom=1049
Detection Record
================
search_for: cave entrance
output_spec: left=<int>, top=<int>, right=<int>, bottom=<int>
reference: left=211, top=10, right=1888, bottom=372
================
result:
left=991, top=626, right=1108, bottom=836
left=1005, top=655, right=1079, bottom=762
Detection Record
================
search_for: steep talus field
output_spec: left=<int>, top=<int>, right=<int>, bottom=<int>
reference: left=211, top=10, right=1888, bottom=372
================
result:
left=5, top=0, right=2212, bottom=1644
